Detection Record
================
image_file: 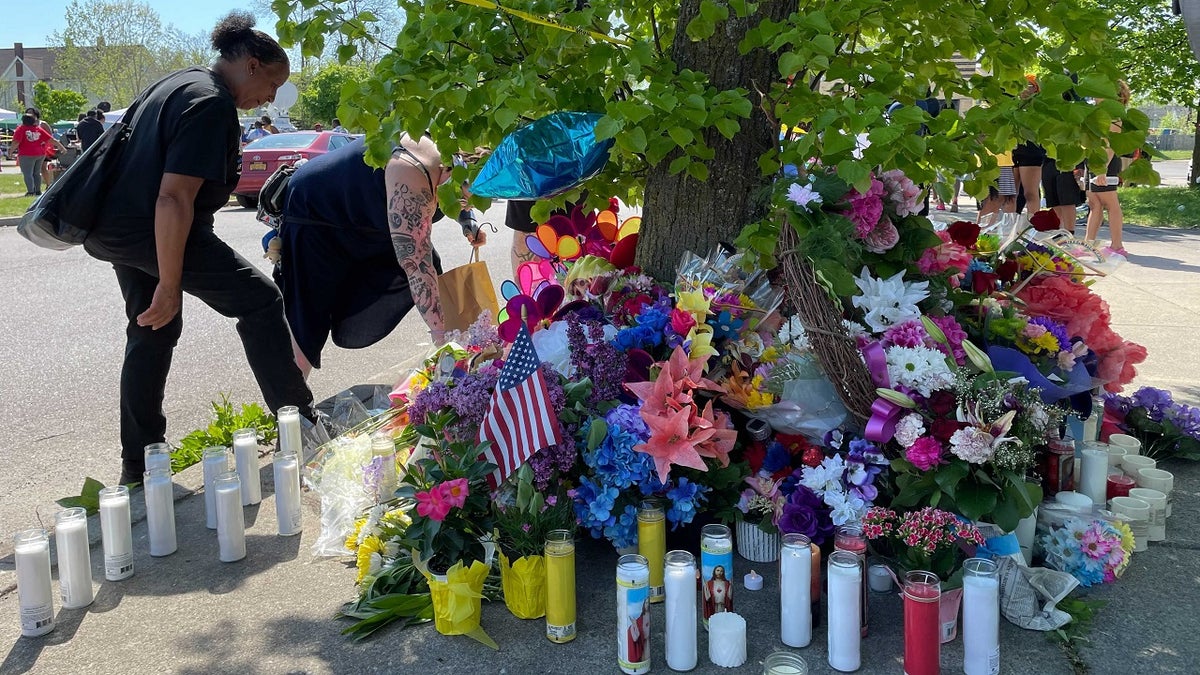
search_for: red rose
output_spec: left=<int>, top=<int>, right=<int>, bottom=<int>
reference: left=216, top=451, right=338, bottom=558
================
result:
left=670, top=308, right=697, bottom=336
left=995, top=259, right=1020, bottom=282
left=927, top=390, right=957, bottom=416
left=743, top=441, right=766, bottom=473
left=947, top=221, right=981, bottom=247
left=930, top=418, right=963, bottom=442
left=1029, top=209, right=1060, bottom=232
left=971, top=271, right=998, bottom=295
left=802, top=447, right=825, bottom=468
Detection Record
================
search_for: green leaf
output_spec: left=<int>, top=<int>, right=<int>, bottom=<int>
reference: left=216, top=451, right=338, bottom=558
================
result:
left=811, top=35, right=837, bottom=57
left=494, top=107, right=519, bottom=130
left=778, top=52, right=803, bottom=78
left=715, top=118, right=740, bottom=140
left=669, top=126, right=695, bottom=147
left=686, top=162, right=710, bottom=182
left=932, top=463, right=969, bottom=498
left=686, top=17, right=715, bottom=41
left=617, top=127, right=648, bottom=153
left=587, top=419, right=608, bottom=451
left=1073, top=75, right=1117, bottom=100
left=955, top=481, right=998, bottom=521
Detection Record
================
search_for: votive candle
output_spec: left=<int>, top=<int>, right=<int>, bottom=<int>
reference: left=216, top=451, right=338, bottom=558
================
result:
left=371, top=431, right=399, bottom=501
left=664, top=550, right=698, bottom=671
left=780, top=533, right=812, bottom=648
left=1121, top=454, right=1155, bottom=479
left=827, top=550, right=862, bottom=672
left=215, top=471, right=246, bottom=562
left=1128, top=487, right=1167, bottom=542
left=1108, top=496, right=1151, bottom=552
left=14, top=528, right=54, bottom=637
left=274, top=446, right=303, bottom=536
left=231, top=428, right=263, bottom=506
left=1136, top=468, right=1174, bottom=518
left=962, top=558, right=1000, bottom=675
left=638, top=500, right=666, bottom=603
left=1106, top=474, right=1135, bottom=500
left=99, top=485, right=134, bottom=581
left=708, top=611, right=747, bottom=668
left=143, top=468, right=177, bottom=557
left=202, top=446, right=232, bottom=529
left=903, top=570, right=941, bottom=675
left=54, top=507, right=93, bottom=609
left=1108, top=433, right=1141, bottom=455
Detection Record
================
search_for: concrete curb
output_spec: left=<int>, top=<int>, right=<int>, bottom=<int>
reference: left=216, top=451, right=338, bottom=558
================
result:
left=0, top=215, right=19, bottom=227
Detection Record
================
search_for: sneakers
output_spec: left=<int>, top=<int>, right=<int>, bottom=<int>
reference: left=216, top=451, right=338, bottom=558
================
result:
left=1101, top=245, right=1128, bottom=258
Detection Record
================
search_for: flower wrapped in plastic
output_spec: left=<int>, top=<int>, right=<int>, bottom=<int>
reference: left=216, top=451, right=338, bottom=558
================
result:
left=1035, top=506, right=1133, bottom=588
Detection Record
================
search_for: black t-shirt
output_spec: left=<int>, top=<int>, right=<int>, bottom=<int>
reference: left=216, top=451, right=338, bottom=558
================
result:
left=77, top=117, right=104, bottom=150
left=99, top=67, right=240, bottom=230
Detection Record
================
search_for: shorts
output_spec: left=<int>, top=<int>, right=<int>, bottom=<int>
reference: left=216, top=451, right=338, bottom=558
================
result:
left=504, top=194, right=586, bottom=232
left=1042, top=161, right=1084, bottom=208
left=1086, top=155, right=1123, bottom=193
left=996, top=167, right=1017, bottom=196
left=1012, top=142, right=1047, bottom=167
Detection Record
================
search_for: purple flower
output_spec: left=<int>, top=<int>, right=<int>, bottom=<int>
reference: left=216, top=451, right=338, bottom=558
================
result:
left=778, top=485, right=834, bottom=545
left=1132, top=387, right=1174, bottom=422
left=1028, top=316, right=1071, bottom=353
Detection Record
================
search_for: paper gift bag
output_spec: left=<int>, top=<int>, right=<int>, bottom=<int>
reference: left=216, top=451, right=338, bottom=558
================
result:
left=437, top=248, right=499, bottom=332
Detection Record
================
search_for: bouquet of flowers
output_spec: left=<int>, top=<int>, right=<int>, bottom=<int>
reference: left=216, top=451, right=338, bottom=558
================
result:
left=1037, top=516, right=1134, bottom=587
left=774, top=435, right=888, bottom=546
left=1104, top=387, right=1200, bottom=460
left=862, top=506, right=986, bottom=586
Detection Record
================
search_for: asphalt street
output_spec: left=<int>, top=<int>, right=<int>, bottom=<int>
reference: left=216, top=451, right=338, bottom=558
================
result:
left=0, top=199, right=516, bottom=549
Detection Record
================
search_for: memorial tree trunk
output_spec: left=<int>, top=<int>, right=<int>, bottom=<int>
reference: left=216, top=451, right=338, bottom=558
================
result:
left=636, top=0, right=793, bottom=281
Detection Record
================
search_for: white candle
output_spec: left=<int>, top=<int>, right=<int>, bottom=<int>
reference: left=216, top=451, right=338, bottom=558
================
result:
left=202, top=446, right=231, bottom=529
left=1136, top=468, right=1174, bottom=518
left=1121, top=454, right=1156, bottom=479
left=277, top=405, right=304, bottom=457
left=371, top=432, right=399, bottom=501
left=1129, top=488, right=1167, bottom=542
left=1108, top=496, right=1151, bottom=552
left=962, top=559, right=1000, bottom=675
left=1079, top=447, right=1108, bottom=506
left=144, top=441, right=172, bottom=474
left=143, top=468, right=177, bottom=557
left=54, top=508, right=94, bottom=609
left=215, top=471, right=247, bottom=562
left=780, top=533, right=812, bottom=648
left=707, top=612, right=747, bottom=668
left=1014, top=507, right=1038, bottom=565
left=98, top=486, right=134, bottom=581
left=868, top=564, right=893, bottom=593
left=274, top=447, right=303, bottom=536
left=232, top=428, right=263, bottom=506
left=14, top=528, right=55, bottom=637
left=663, top=550, right=697, bottom=672
left=1108, top=433, right=1141, bottom=455
left=1054, top=491, right=1093, bottom=513
left=827, top=550, right=862, bottom=672
left=1105, top=444, right=1126, bottom=469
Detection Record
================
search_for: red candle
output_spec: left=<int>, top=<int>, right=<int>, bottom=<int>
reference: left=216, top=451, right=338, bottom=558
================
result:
left=1107, top=474, right=1135, bottom=500
left=903, top=572, right=941, bottom=675
left=835, top=525, right=869, bottom=637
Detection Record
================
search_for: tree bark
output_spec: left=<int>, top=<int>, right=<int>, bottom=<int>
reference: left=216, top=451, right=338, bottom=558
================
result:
left=637, top=0, right=794, bottom=280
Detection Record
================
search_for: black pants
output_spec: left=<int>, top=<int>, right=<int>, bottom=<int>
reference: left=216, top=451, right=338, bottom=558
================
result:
left=88, top=225, right=314, bottom=472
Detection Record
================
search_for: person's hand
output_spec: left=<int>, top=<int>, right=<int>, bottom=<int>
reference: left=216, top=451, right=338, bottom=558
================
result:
left=136, top=282, right=182, bottom=330
left=1095, top=175, right=1108, bottom=187
left=466, top=228, right=487, bottom=247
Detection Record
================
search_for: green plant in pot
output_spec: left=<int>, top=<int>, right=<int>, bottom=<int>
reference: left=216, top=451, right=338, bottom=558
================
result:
left=493, top=463, right=576, bottom=620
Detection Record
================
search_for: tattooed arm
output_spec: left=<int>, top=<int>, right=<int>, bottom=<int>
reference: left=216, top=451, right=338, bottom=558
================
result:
left=385, top=158, right=443, bottom=339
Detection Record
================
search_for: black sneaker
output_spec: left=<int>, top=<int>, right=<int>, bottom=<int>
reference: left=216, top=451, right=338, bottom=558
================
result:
left=118, top=462, right=145, bottom=487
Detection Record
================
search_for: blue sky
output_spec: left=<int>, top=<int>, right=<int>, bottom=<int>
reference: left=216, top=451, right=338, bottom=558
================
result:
left=0, top=2, right=269, bottom=47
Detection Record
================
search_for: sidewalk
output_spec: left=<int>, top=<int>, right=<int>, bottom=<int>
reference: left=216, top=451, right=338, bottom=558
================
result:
left=1, top=228, right=1199, bottom=674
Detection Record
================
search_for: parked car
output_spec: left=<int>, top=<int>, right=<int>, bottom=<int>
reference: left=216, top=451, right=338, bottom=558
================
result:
left=232, top=131, right=355, bottom=208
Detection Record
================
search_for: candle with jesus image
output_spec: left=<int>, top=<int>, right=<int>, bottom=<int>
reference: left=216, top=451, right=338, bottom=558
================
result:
left=616, top=554, right=651, bottom=675
left=700, top=523, right=734, bottom=627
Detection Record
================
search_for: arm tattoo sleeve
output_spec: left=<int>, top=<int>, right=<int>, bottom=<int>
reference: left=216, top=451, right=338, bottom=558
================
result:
left=388, top=180, right=443, bottom=334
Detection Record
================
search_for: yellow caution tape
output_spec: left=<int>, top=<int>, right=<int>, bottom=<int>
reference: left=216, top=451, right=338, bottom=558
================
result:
left=454, top=0, right=633, bottom=46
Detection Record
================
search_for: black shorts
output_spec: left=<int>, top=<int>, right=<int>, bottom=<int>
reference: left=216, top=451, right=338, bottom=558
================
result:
left=1012, top=142, right=1047, bottom=167
left=504, top=194, right=586, bottom=232
left=1042, top=162, right=1083, bottom=208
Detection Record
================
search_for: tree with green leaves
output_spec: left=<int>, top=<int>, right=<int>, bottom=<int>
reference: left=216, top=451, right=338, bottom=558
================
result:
left=1103, top=0, right=1200, bottom=185
left=272, top=0, right=1149, bottom=279
left=294, top=62, right=371, bottom=128
left=32, top=81, right=88, bottom=124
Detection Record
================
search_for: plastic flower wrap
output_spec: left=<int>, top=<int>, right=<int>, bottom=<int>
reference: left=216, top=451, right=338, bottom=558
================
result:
left=424, top=559, right=497, bottom=647
left=675, top=246, right=783, bottom=331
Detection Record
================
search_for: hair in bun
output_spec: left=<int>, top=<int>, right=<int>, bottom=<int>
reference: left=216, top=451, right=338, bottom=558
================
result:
left=211, top=11, right=288, bottom=66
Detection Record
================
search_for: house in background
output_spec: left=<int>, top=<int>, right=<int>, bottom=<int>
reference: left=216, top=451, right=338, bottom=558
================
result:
left=0, top=43, right=62, bottom=111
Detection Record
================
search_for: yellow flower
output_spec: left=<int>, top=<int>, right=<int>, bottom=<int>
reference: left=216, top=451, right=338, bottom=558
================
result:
left=1031, top=332, right=1061, bottom=354
left=356, top=535, right=386, bottom=585
left=382, top=507, right=412, bottom=530
left=760, top=346, right=780, bottom=363
left=745, top=375, right=775, bottom=409
left=687, top=325, right=718, bottom=363
left=676, top=289, right=712, bottom=321
left=345, top=517, right=367, bottom=552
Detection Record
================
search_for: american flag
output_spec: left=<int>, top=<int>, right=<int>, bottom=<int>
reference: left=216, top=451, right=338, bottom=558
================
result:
left=478, top=322, right=563, bottom=488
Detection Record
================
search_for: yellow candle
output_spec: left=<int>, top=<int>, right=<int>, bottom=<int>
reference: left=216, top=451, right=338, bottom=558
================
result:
left=638, top=500, right=666, bottom=603
left=545, top=529, right=577, bottom=643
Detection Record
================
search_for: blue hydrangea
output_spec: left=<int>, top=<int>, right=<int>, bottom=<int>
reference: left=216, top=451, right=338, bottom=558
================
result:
left=603, top=504, right=640, bottom=549
left=665, top=477, right=709, bottom=528
left=582, top=406, right=654, bottom=489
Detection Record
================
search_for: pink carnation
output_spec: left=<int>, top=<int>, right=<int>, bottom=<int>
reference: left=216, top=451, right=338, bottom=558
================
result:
left=929, top=315, right=968, bottom=365
left=905, top=437, right=945, bottom=471
left=881, top=169, right=923, bottom=217
left=847, top=179, right=886, bottom=237
left=882, top=320, right=928, bottom=349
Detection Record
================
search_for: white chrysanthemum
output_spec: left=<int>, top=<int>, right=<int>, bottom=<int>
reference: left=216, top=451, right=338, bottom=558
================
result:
left=852, top=267, right=930, bottom=333
left=949, top=427, right=996, bottom=464
left=885, top=345, right=954, bottom=397
left=800, top=455, right=846, bottom=496
left=893, top=413, right=927, bottom=448
left=777, top=315, right=811, bottom=349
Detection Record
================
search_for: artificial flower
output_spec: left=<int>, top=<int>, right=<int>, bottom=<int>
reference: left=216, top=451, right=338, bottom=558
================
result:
left=851, top=267, right=930, bottom=333
left=947, top=220, right=981, bottom=248
left=635, top=406, right=713, bottom=480
left=686, top=325, right=719, bottom=361
left=787, top=181, right=824, bottom=209
left=1029, top=209, right=1061, bottom=232
left=675, top=289, right=712, bottom=322
left=440, top=478, right=469, bottom=509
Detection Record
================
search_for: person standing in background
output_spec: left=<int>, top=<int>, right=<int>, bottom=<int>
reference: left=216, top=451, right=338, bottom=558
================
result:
left=12, top=113, right=65, bottom=195
left=1084, top=80, right=1132, bottom=256
left=261, top=114, right=279, bottom=134
left=77, top=109, right=105, bottom=151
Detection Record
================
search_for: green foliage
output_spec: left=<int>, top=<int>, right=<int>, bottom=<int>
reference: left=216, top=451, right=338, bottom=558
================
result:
left=1119, top=186, right=1200, bottom=228
left=173, top=394, right=278, bottom=473
left=32, top=82, right=88, bottom=124
left=678, top=458, right=749, bottom=525
left=56, top=477, right=108, bottom=515
left=295, top=63, right=371, bottom=128
left=339, top=553, right=433, bottom=640
left=1049, top=595, right=1106, bottom=675
left=492, top=464, right=575, bottom=558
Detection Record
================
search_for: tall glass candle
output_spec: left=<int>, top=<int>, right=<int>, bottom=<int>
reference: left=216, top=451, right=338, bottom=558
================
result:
left=277, top=405, right=304, bottom=457
left=144, top=441, right=172, bottom=474
left=903, top=570, right=941, bottom=675
left=545, top=529, right=577, bottom=643
left=700, top=523, right=734, bottom=627
left=202, top=446, right=232, bottom=530
left=1079, top=446, right=1108, bottom=506
left=780, top=533, right=812, bottom=648
left=274, top=446, right=303, bottom=536
left=54, top=507, right=93, bottom=609
left=827, top=550, right=862, bottom=672
left=811, top=542, right=822, bottom=630
left=143, top=468, right=177, bottom=557
left=835, top=524, right=869, bottom=637
left=98, top=485, right=134, bottom=581
left=215, top=471, right=247, bottom=562
left=371, top=431, right=399, bottom=501
left=664, top=550, right=698, bottom=671
left=616, top=553, right=651, bottom=675
left=962, top=558, right=1000, bottom=675
left=231, top=428, right=263, bottom=506
left=14, top=528, right=54, bottom=637
left=637, top=500, right=666, bottom=603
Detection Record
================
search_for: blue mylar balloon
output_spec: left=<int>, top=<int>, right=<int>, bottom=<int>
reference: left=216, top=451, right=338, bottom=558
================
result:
left=469, top=112, right=613, bottom=199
